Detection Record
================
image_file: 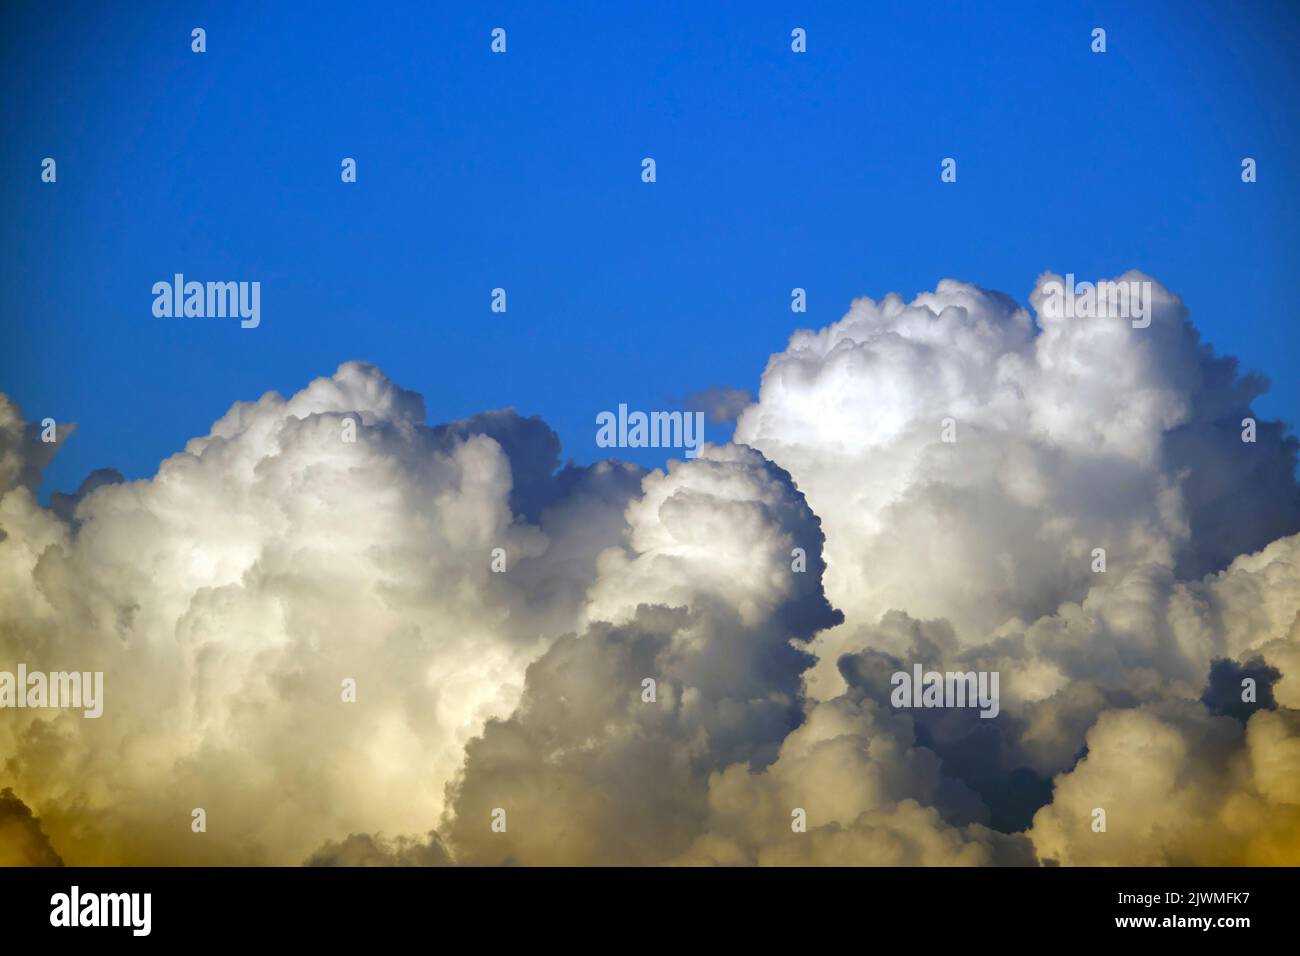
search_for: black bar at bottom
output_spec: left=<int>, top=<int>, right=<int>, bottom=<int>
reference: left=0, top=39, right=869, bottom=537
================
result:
left=0, top=866, right=1289, bottom=941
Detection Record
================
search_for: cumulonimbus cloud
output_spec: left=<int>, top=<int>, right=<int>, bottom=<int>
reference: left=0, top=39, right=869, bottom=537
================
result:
left=1, top=271, right=1297, bottom=866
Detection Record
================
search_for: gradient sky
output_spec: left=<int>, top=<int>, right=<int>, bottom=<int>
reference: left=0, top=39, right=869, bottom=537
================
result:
left=3, top=0, right=1298, bottom=499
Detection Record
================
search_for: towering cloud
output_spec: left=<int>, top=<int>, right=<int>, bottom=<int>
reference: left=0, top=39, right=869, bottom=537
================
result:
left=2, top=272, right=1298, bottom=866
left=735, top=272, right=1300, bottom=697
left=0, top=363, right=643, bottom=863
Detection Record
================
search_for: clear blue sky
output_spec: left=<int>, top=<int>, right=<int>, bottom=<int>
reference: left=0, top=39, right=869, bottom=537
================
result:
left=3, top=0, right=1298, bottom=498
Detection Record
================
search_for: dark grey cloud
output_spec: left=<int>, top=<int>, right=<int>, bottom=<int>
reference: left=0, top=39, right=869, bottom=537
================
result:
left=305, top=831, right=450, bottom=867
left=1201, top=656, right=1280, bottom=722
left=0, top=788, right=63, bottom=866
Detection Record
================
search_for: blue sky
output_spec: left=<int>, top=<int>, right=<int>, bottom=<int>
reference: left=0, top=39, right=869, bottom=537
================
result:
left=3, top=0, right=1298, bottom=498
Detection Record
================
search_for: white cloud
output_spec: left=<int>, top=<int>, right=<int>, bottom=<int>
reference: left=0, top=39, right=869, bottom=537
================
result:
left=0, top=362, right=641, bottom=863
left=3, top=271, right=1298, bottom=867
left=441, top=444, right=839, bottom=865
left=735, top=272, right=1300, bottom=698
left=1029, top=705, right=1300, bottom=865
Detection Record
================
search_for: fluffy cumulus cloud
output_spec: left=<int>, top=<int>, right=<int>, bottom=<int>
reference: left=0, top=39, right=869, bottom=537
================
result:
left=0, top=363, right=643, bottom=863
left=2, top=271, right=1298, bottom=866
left=735, top=271, right=1299, bottom=696
left=1030, top=705, right=1300, bottom=865
left=443, top=445, right=839, bottom=865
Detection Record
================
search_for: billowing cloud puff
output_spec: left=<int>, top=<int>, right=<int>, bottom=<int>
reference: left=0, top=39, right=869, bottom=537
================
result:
left=674, top=691, right=1034, bottom=866
left=3, top=271, right=1298, bottom=867
left=0, top=363, right=643, bottom=863
left=735, top=272, right=1300, bottom=697
left=1029, top=705, right=1300, bottom=865
left=818, top=529, right=1300, bottom=835
left=442, top=445, right=840, bottom=865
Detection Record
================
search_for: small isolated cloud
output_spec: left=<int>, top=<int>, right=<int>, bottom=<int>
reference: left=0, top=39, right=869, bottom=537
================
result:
left=683, top=387, right=754, bottom=424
